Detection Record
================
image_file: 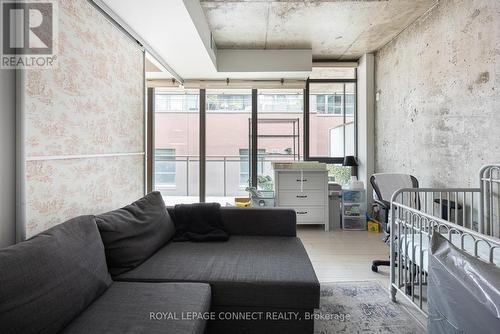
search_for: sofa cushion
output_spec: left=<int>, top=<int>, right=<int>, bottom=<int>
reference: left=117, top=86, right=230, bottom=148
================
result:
left=116, top=236, right=320, bottom=309
left=61, top=282, right=211, bottom=334
left=0, top=216, right=112, bottom=334
left=96, top=191, right=175, bottom=275
left=166, top=207, right=297, bottom=237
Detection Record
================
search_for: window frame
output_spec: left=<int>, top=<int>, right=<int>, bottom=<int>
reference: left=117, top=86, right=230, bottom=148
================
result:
left=148, top=70, right=359, bottom=200
left=304, top=70, right=358, bottom=165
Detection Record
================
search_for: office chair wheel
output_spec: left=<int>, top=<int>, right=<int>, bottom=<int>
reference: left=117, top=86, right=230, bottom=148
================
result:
left=371, top=265, right=378, bottom=272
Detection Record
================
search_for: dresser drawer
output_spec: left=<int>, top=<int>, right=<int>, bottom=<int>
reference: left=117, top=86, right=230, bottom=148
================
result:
left=278, top=172, right=325, bottom=190
left=294, top=207, right=325, bottom=223
left=278, top=190, right=325, bottom=206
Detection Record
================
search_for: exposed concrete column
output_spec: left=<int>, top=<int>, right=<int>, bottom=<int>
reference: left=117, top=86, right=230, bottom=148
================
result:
left=357, top=54, right=375, bottom=208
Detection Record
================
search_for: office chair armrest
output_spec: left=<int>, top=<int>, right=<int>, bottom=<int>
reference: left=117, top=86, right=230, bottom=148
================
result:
left=374, top=199, right=391, bottom=210
left=373, top=199, right=390, bottom=229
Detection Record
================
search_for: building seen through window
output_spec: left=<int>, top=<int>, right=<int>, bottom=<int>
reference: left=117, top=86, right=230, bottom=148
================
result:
left=153, top=68, right=357, bottom=204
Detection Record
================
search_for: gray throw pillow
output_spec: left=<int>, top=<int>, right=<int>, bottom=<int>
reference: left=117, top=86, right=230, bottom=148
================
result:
left=0, top=215, right=112, bottom=334
left=95, top=191, right=175, bottom=275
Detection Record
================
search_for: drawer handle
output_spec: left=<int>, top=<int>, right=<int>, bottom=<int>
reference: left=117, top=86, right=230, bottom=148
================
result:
left=296, top=195, right=308, bottom=198
left=296, top=179, right=307, bottom=182
left=297, top=211, right=308, bottom=215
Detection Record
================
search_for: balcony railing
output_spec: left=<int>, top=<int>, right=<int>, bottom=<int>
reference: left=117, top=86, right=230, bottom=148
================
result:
left=155, top=154, right=296, bottom=197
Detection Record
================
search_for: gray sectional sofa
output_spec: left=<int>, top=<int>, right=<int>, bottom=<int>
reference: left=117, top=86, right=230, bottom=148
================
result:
left=0, top=195, right=320, bottom=334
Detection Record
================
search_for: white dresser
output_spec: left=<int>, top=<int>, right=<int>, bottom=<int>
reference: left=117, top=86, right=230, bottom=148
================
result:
left=274, top=165, right=329, bottom=231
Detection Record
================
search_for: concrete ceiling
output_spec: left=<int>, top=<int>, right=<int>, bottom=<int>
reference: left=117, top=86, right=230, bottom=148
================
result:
left=101, top=0, right=312, bottom=80
left=200, top=0, right=438, bottom=60
left=99, top=0, right=437, bottom=80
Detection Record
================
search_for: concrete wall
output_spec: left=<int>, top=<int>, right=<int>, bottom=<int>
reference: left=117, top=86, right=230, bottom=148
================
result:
left=375, top=0, right=500, bottom=188
left=0, top=70, right=16, bottom=248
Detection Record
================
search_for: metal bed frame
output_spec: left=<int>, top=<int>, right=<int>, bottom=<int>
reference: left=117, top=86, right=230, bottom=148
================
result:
left=388, top=164, right=500, bottom=316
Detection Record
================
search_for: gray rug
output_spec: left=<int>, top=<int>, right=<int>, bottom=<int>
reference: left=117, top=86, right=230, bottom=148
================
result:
left=314, top=281, right=426, bottom=334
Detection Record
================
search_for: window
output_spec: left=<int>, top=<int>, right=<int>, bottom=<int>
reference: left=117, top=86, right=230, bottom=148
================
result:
left=345, top=93, right=355, bottom=115
left=154, top=87, right=199, bottom=205
left=329, top=122, right=355, bottom=157
left=239, top=149, right=266, bottom=188
left=307, top=67, right=357, bottom=162
left=155, top=93, right=199, bottom=112
left=315, top=95, right=325, bottom=113
left=312, top=94, right=343, bottom=114
left=205, top=89, right=252, bottom=201
left=258, top=89, right=304, bottom=191
left=155, top=149, right=176, bottom=187
left=206, top=94, right=251, bottom=112
left=258, top=94, right=302, bottom=112
left=150, top=68, right=357, bottom=203
left=334, top=95, right=342, bottom=114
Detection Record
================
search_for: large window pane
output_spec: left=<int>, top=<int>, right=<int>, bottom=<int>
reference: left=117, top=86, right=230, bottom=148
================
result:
left=154, top=88, right=199, bottom=205
left=239, top=148, right=266, bottom=187
left=155, top=149, right=176, bottom=187
left=206, top=89, right=251, bottom=204
left=309, top=83, right=345, bottom=157
left=257, top=89, right=304, bottom=191
left=308, top=82, right=356, bottom=158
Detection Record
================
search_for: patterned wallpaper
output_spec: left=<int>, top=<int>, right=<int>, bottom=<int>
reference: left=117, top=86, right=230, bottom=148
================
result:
left=24, top=0, right=145, bottom=238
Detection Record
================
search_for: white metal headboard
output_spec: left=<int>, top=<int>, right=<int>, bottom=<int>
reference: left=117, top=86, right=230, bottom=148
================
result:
left=480, top=164, right=500, bottom=238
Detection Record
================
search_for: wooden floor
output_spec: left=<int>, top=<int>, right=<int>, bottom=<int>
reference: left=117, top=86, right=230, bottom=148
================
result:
left=298, top=225, right=390, bottom=286
left=298, top=225, right=427, bottom=329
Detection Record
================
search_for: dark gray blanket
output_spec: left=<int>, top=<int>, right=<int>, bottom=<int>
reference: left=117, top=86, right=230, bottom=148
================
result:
left=173, top=203, right=229, bottom=241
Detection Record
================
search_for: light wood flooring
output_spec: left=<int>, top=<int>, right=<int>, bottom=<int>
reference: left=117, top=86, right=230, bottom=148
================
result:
left=298, top=225, right=427, bottom=329
left=298, top=226, right=390, bottom=286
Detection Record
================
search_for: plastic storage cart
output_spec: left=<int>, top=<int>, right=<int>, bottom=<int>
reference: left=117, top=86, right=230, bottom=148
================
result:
left=342, top=189, right=366, bottom=230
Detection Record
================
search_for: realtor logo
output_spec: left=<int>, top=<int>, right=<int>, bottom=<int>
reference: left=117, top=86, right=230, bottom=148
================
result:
left=1, top=0, right=57, bottom=68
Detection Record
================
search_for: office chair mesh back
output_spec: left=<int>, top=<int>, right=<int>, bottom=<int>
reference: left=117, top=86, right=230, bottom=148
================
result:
left=369, top=173, right=419, bottom=273
left=371, top=173, right=416, bottom=202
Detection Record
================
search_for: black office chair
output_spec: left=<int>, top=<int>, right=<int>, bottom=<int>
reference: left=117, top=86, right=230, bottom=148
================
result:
left=370, top=173, right=419, bottom=272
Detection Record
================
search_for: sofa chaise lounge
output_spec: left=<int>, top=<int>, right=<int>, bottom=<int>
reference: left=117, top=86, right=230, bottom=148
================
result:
left=0, top=194, right=320, bottom=334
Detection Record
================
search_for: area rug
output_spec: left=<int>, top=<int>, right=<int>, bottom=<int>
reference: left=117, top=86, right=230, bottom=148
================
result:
left=314, top=281, right=426, bottom=334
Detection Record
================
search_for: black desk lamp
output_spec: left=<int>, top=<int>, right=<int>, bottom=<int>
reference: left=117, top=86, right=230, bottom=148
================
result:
left=343, top=155, right=358, bottom=182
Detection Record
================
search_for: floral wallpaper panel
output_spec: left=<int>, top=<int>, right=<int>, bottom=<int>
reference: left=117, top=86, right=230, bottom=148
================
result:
left=24, top=0, right=145, bottom=238
left=26, top=156, right=144, bottom=237
left=25, top=0, right=144, bottom=157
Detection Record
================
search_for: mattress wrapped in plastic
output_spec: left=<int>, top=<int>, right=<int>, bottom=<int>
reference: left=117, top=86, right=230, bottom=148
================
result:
left=428, top=233, right=500, bottom=333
